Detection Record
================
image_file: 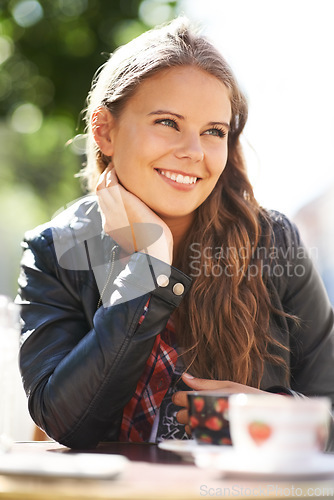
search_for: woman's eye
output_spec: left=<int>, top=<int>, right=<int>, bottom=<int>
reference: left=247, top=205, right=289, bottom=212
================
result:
left=204, top=128, right=227, bottom=138
left=156, top=118, right=178, bottom=130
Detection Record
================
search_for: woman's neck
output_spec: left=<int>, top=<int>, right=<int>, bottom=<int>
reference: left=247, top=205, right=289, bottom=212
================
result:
left=161, top=213, right=194, bottom=263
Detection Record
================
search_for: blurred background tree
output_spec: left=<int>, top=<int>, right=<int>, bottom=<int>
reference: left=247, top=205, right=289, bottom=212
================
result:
left=0, top=0, right=179, bottom=297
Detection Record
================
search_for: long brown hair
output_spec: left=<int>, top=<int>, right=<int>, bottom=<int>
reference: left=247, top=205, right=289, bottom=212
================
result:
left=83, top=17, right=288, bottom=387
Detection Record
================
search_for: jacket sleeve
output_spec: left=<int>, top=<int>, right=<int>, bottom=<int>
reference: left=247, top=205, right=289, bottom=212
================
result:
left=270, top=213, right=334, bottom=450
left=17, top=229, right=191, bottom=449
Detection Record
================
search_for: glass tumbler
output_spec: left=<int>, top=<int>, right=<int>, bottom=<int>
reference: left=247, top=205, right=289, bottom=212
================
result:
left=0, top=295, right=20, bottom=452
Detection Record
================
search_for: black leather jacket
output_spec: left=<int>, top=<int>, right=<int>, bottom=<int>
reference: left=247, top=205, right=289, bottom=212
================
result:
left=17, top=196, right=334, bottom=449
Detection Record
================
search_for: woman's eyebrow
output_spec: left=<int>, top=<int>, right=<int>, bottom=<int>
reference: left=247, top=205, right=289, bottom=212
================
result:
left=208, top=121, right=230, bottom=130
left=147, top=109, right=184, bottom=119
left=148, top=110, right=230, bottom=130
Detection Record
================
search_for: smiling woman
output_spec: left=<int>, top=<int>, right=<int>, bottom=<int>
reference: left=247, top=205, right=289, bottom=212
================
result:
left=16, top=17, right=334, bottom=450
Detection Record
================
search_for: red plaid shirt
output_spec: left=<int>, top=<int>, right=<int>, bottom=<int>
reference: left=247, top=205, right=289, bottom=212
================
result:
left=119, top=301, right=178, bottom=442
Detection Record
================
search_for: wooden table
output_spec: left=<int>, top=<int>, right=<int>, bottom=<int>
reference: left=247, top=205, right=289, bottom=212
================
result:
left=0, top=441, right=333, bottom=500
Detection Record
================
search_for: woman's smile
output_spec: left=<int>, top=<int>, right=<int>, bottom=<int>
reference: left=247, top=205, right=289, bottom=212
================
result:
left=155, top=168, right=200, bottom=189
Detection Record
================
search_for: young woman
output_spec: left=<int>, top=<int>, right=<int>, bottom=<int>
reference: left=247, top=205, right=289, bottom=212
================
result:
left=17, top=17, right=334, bottom=449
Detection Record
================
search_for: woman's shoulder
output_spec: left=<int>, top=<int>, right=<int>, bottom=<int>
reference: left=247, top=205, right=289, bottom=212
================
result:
left=261, top=208, right=301, bottom=251
left=24, top=195, right=101, bottom=246
left=21, top=195, right=105, bottom=274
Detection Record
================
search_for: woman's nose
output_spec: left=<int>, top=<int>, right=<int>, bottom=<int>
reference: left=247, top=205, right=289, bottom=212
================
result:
left=174, top=133, right=204, bottom=162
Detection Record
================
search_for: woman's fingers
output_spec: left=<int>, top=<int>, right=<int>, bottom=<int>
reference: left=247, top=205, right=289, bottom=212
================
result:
left=172, top=390, right=189, bottom=408
left=184, top=424, right=191, bottom=436
left=95, top=165, right=173, bottom=263
left=96, top=164, right=116, bottom=192
left=95, top=166, right=136, bottom=252
left=105, top=167, right=118, bottom=188
left=175, top=408, right=189, bottom=425
left=96, top=173, right=106, bottom=191
left=180, top=373, right=266, bottom=394
left=175, top=409, right=193, bottom=435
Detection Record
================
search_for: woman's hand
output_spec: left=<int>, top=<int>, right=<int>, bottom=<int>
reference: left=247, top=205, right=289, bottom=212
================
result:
left=96, top=166, right=173, bottom=264
left=172, top=373, right=267, bottom=435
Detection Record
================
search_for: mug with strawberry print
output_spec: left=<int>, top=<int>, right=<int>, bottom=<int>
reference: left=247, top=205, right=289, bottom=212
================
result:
left=228, top=393, right=331, bottom=460
left=187, top=391, right=232, bottom=445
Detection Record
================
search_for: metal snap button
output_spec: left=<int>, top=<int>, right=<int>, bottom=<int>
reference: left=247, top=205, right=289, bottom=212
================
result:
left=157, top=274, right=169, bottom=287
left=173, top=283, right=184, bottom=296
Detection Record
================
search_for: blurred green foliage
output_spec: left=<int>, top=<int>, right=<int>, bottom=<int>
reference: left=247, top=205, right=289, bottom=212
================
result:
left=0, top=0, right=178, bottom=297
left=0, top=0, right=178, bottom=208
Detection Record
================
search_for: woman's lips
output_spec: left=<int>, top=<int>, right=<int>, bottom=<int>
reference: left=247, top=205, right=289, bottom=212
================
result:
left=155, top=168, right=200, bottom=190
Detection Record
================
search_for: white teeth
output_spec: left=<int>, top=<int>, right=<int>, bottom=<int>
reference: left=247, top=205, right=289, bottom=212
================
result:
left=158, top=170, right=198, bottom=185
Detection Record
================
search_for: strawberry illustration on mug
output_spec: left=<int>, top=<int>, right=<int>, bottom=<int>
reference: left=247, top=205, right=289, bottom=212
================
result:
left=205, top=416, right=223, bottom=431
left=187, top=392, right=232, bottom=445
left=248, top=421, right=272, bottom=445
left=193, top=396, right=205, bottom=413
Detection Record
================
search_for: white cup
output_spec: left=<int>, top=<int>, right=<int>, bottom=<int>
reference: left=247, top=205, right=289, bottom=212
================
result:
left=229, top=393, right=332, bottom=463
left=0, top=295, right=20, bottom=452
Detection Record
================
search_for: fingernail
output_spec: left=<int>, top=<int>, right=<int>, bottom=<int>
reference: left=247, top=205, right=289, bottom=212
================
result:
left=182, top=372, right=194, bottom=379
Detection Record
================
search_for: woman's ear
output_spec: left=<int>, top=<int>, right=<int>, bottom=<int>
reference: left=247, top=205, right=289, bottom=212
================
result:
left=92, top=106, right=115, bottom=156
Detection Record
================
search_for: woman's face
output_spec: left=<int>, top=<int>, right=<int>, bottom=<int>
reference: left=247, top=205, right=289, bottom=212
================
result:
left=106, top=65, right=232, bottom=224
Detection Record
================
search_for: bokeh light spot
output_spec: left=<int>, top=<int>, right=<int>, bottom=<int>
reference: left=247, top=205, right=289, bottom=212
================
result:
left=139, top=0, right=173, bottom=26
left=58, top=0, right=88, bottom=18
left=11, top=103, right=43, bottom=134
left=12, top=1, right=44, bottom=28
left=0, top=36, right=14, bottom=65
left=68, top=134, right=87, bottom=156
left=112, top=20, right=146, bottom=47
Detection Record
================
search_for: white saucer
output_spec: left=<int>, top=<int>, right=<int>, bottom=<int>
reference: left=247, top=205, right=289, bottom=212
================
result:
left=0, top=452, right=128, bottom=479
left=159, top=440, right=334, bottom=479
left=158, top=439, right=225, bottom=462
left=196, top=449, right=334, bottom=479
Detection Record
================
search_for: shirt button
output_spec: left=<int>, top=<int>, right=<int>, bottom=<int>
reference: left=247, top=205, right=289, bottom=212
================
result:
left=173, top=283, right=184, bottom=296
left=157, top=274, right=169, bottom=287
